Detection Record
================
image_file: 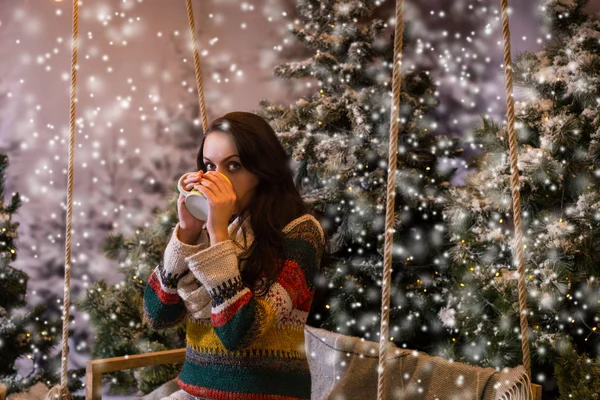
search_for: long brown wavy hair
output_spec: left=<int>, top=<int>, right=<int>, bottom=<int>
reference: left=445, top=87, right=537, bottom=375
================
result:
left=196, top=111, right=329, bottom=297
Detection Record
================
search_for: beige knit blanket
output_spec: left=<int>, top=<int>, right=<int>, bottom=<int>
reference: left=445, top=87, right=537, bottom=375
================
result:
left=304, top=325, right=532, bottom=400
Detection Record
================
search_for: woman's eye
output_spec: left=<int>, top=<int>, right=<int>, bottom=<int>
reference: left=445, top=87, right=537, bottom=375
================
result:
left=205, top=162, right=240, bottom=171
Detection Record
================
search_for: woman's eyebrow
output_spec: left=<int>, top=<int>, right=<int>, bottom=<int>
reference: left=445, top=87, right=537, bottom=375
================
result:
left=203, top=154, right=239, bottom=163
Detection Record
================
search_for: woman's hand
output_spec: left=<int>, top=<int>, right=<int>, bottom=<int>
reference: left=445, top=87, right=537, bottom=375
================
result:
left=193, top=171, right=236, bottom=243
left=177, top=171, right=205, bottom=241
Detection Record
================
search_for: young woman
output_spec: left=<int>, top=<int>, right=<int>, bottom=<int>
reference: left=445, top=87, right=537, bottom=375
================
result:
left=143, top=111, right=327, bottom=400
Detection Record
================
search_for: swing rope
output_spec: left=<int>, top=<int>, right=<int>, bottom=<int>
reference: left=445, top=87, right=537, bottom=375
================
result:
left=185, top=0, right=210, bottom=134
left=45, top=0, right=79, bottom=398
left=47, top=0, right=532, bottom=399
left=376, top=0, right=404, bottom=397
left=499, top=0, right=532, bottom=380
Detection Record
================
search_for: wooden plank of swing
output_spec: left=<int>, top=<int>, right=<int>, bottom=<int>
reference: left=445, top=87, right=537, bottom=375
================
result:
left=531, top=383, right=542, bottom=400
left=87, top=348, right=186, bottom=374
left=85, top=348, right=186, bottom=400
left=0, top=383, right=6, bottom=400
left=86, top=361, right=102, bottom=400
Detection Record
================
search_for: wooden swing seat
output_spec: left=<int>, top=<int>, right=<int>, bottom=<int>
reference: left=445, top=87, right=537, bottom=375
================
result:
left=84, top=347, right=542, bottom=400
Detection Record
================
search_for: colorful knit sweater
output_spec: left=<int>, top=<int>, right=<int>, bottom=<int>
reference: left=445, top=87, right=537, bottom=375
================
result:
left=143, top=213, right=325, bottom=400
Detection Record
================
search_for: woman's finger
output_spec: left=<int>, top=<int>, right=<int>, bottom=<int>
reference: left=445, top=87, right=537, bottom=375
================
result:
left=184, top=171, right=204, bottom=188
left=198, top=173, right=222, bottom=193
left=193, top=184, right=216, bottom=203
left=201, top=172, right=231, bottom=195
left=184, top=173, right=198, bottom=184
left=198, top=177, right=218, bottom=193
left=194, top=179, right=211, bottom=190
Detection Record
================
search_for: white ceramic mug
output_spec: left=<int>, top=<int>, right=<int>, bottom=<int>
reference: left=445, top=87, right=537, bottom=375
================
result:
left=177, top=171, right=232, bottom=221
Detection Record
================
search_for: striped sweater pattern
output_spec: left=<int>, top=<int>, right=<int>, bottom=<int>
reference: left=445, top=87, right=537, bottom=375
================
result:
left=143, top=213, right=325, bottom=400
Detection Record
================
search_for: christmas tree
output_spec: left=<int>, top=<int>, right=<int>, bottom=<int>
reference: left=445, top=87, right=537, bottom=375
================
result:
left=439, top=0, right=600, bottom=397
left=0, top=152, right=84, bottom=395
left=257, top=0, right=463, bottom=353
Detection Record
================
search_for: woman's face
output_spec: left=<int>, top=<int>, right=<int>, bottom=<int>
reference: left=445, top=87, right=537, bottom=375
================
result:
left=202, top=130, right=259, bottom=214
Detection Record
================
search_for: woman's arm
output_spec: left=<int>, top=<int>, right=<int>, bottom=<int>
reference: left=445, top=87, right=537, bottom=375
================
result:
left=184, top=215, right=325, bottom=352
left=143, top=223, right=211, bottom=330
